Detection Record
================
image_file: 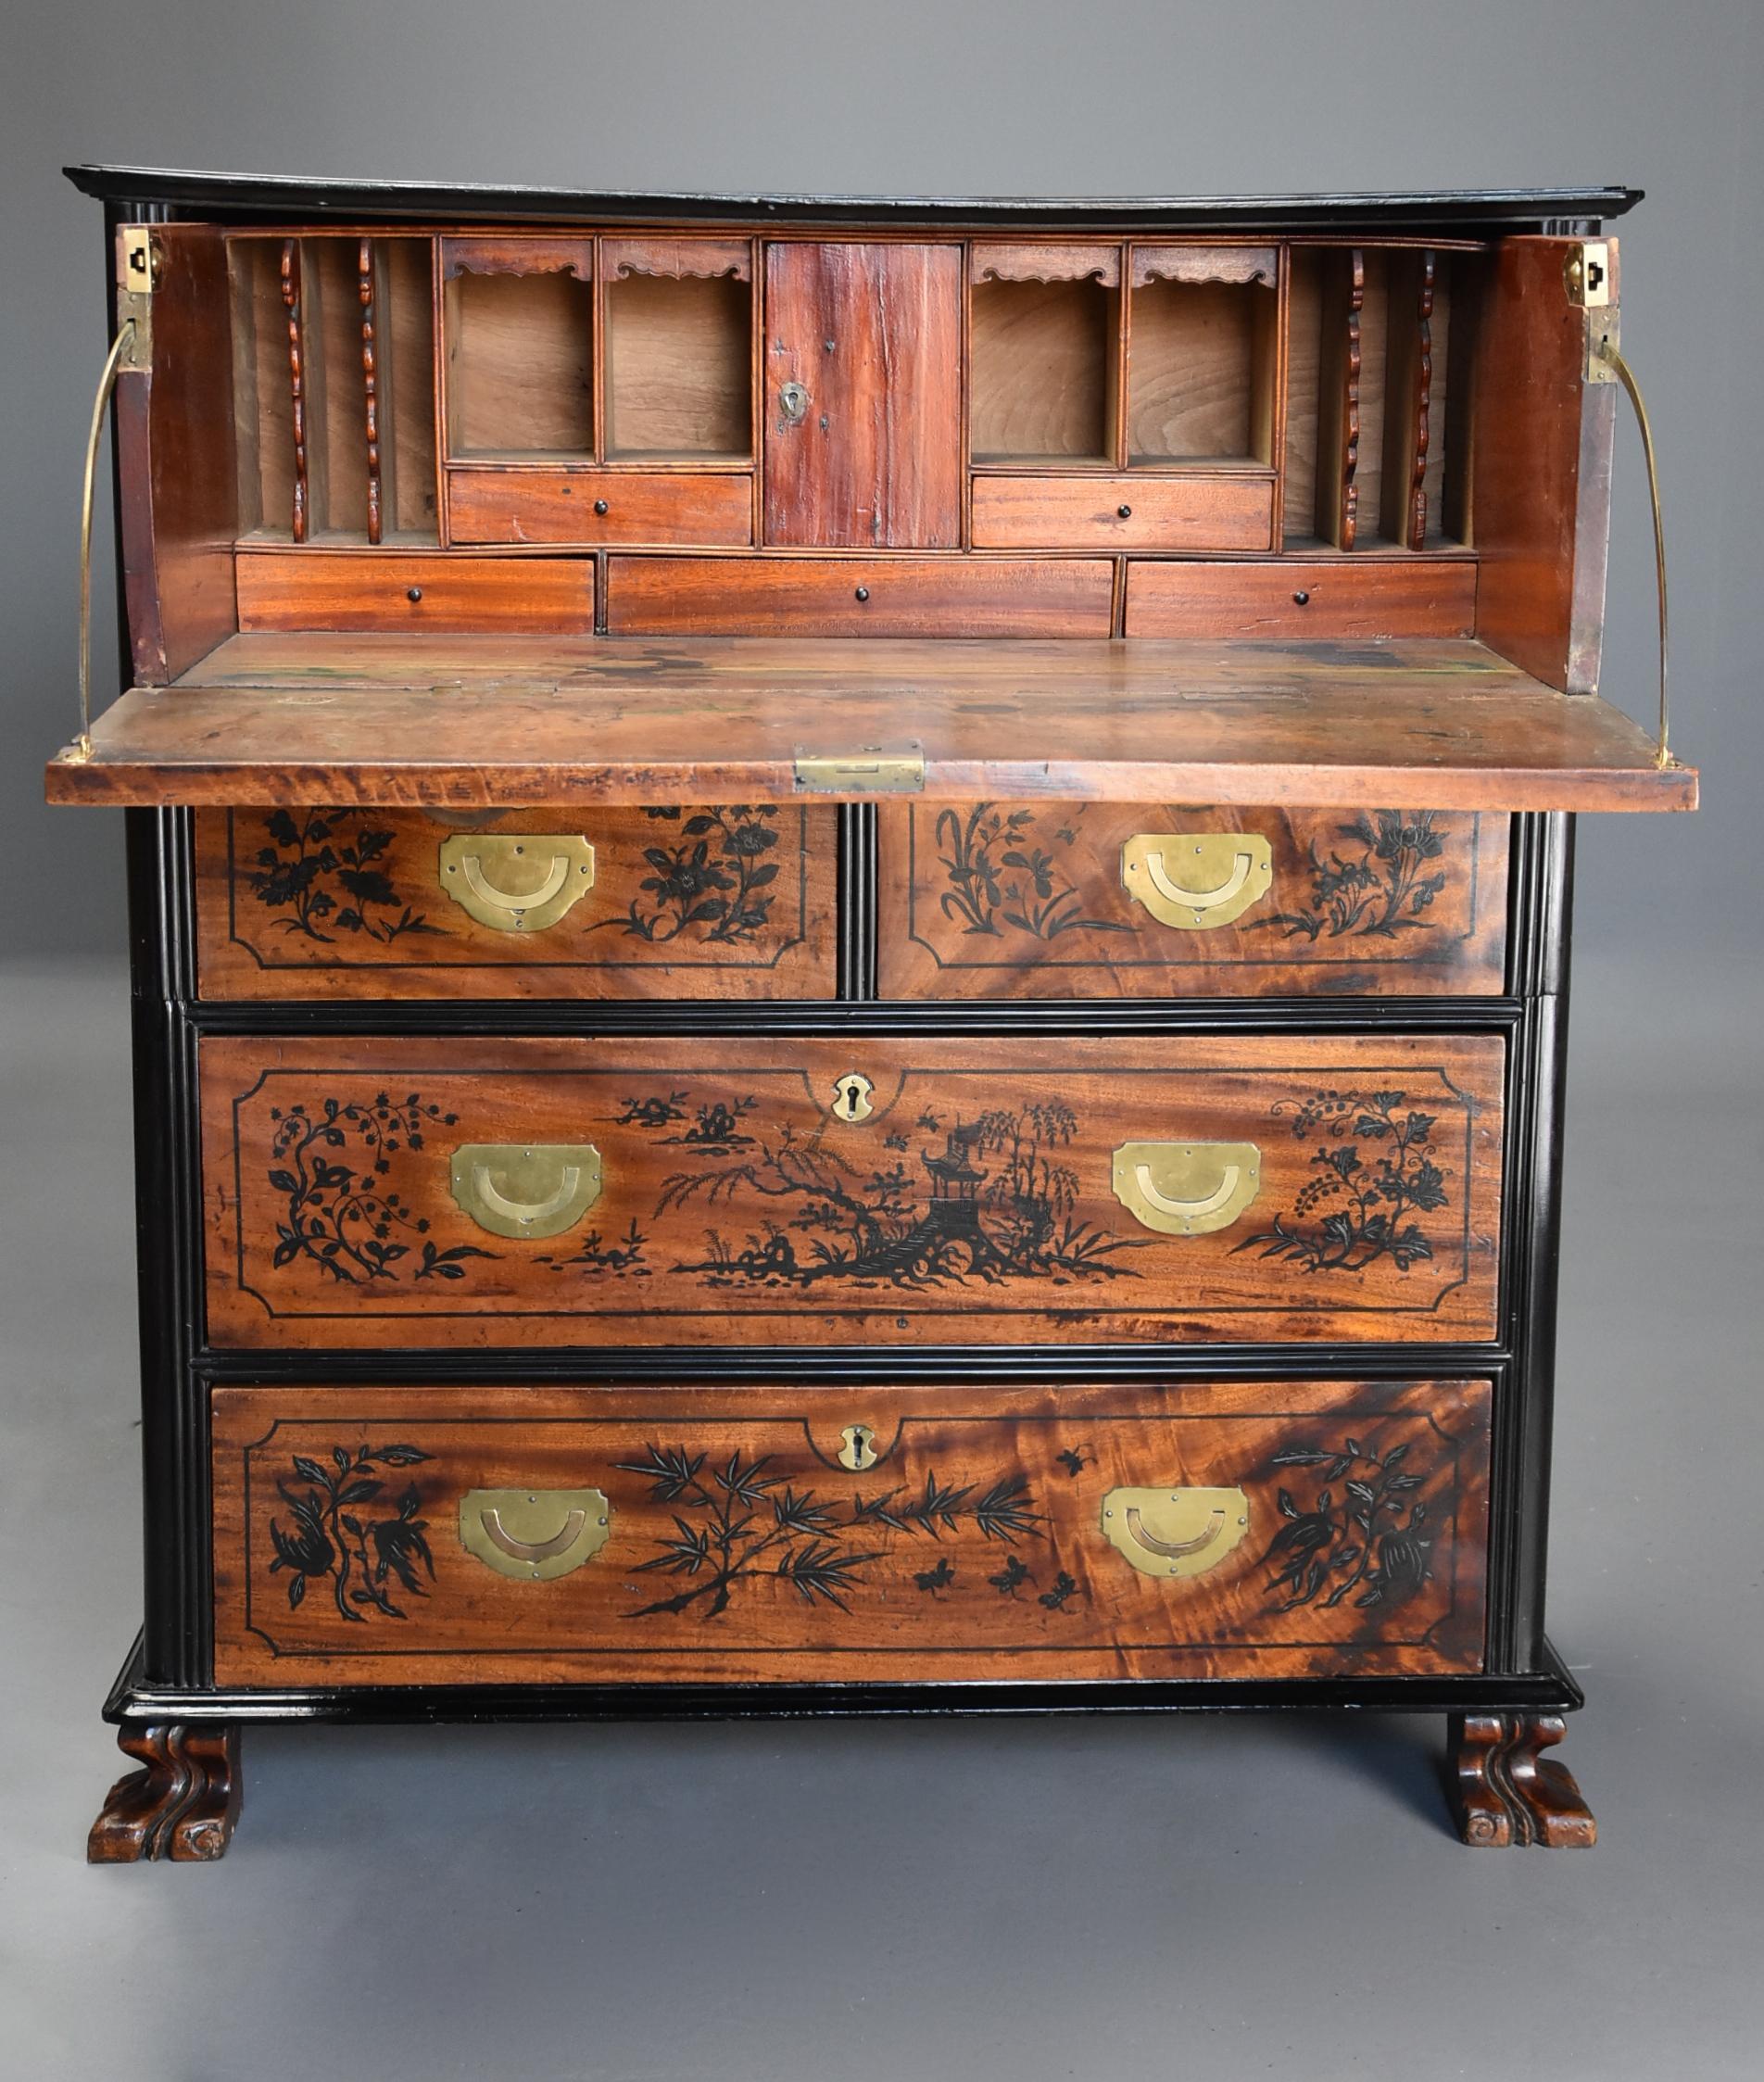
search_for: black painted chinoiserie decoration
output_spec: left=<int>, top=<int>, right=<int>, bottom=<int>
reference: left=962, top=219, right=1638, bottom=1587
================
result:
left=49, top=167, right=1695, bottom=1858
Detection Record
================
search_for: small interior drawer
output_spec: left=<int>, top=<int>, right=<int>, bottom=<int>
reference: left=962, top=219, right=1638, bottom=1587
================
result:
left=233, top=550, right=594, bottom=634
left=604, top=554, right=1115, bottom=636
left=199, top=1029, right=1505, bottom=1350
left=447, top=467, right=752, bottom=547
left=1126, top=557, right=1479, bottom=639
left=878, top=802, right=1508, bottom=999
left=193, top=805, right=836, bottom=1002
left=210, top=1375, right=1492, bottom=1685
left=973, top=473, right=1275, bottom=551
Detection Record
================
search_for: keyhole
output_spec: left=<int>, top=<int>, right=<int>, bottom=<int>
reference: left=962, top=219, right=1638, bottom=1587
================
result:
left=833, top=1072, right=875, bottom=1122
left=838, top=1424, right=878, bottom=1471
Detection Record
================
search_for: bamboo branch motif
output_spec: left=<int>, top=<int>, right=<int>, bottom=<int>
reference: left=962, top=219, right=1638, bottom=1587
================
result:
left=615, top=1445, right=1044, bottom=1621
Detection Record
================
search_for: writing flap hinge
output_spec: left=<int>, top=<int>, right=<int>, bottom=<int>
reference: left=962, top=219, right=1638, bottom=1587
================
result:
left=793, top=744, right=926, bottom=795
left=114, top=228, right=156, bottom=368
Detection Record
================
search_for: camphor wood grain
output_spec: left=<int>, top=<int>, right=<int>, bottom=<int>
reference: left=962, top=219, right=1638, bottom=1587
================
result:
left=234, top=550, right=596, bottom=634
left=970, top=276, right=1119, bottom=464
left=763, top=242, right=964, bottom=548
left=878, top=802, right=1507, bottom=998
left=1125, top=558, right=1476, bottom=639
left=229, top=238, right=296, bottom=538
left=1127, top=278, right=1276, bottom=464
left=209, top=1376, right=1493, bottom=1685
left=445, top=260, right=595, bottom=459
left=447, top=469, right=751, bottom=548
left=194, top=803, right=837, bottom=1000
left=199, top=1030, right=1506, bottom=1349
left=603, top=268, right=751, bottom=462
left=971, top=475, right=1274, bottom=553
left=605, top=556, right=1112, bottom=637
left=46, top=633, right=1697, bottom=811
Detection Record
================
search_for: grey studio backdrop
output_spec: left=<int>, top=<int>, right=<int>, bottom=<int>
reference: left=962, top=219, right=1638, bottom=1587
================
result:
left=1, top=5, right=1759, bottom=2079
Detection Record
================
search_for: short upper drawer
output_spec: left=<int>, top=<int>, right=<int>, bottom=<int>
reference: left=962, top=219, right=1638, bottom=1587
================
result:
left=1125, top=557, right=1478, bottom=639
left=447, top=467, right=752, bottom=547
left=200, top=1031, right=1504, bottom=1348
left=972, top=473, right=1275, bottom=551
left=234, top=551, right=594, bottom=634
left=879, top=803, right=1508, bottom=999
left=194, top=805, right=836, bottom=1001
left=605, top=554, right=1115, bottom=636
left=211, top=1375, right=1492, bottom=1685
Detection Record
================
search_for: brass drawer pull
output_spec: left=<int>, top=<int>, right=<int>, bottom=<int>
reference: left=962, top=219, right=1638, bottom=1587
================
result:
left=1120, top=832, right=1273, bottom=929
left=1102, top=1486, right=1250, bottom=1579
left=461, top=1488, right=611, bottom=1580
left=449, top=1143, right=602, bottom=1239
left=438, top=832, right=596, bottom=931
left=1112, top=1141, right=1261, bottom=1235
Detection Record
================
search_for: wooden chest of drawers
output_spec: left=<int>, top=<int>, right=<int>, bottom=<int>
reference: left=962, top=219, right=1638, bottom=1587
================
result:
left=51, top=167, right=1695, bottom=1861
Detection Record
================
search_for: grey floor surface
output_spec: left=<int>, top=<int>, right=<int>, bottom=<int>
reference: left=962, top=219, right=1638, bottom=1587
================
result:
left=1, top=952, right=1758, bottom=2079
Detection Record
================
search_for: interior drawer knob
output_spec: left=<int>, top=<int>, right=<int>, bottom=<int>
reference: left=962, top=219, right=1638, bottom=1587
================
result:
left=1111, top=1141, right=1261, bottom=1235
left=460, top=1487, right=611, bottom=1580
left=1101, top=1486, right=1250, bottom=1579
left=1120, top=831, right=1273, bottom=929
left=449, top=1142, right=602, bottom=1239
left=438, top=831, right=596, bottom=932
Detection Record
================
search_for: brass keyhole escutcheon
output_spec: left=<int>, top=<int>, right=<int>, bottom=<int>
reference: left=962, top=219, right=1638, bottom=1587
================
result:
left=838, top=1424, right=879, bottom=1471
left=779, top=380, right=809, bottom=423
left=832, top=1072, right=876, bottom=1122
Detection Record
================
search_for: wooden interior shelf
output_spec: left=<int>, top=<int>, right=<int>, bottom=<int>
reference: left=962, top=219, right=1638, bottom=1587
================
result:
left=47, top=633, right=1695, bottom=813
left=970, top=274, right=1119, bottom=467
left=443, top=241, right=595, bottom=461
left=602, top=243, right=752, bottom=465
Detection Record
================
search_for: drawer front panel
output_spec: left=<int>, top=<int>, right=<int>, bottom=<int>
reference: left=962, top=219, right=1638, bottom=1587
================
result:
left=1125, top=558, right=1478, bottom=639
left=879, top=803, right=1508, bottom=999
left=447, top=467, right=753, bottom=547
left=234, top=551, right=595, bottom=634
left=194, top=805, right=837, bottom=1001
left=973, top=474, right=1275, bottom=551
left=211, top=1377, right=1491, bottom=1685
left=201, top=1032, right=1504, bottom=1347
left=604, top=554, right=1115, bottom=637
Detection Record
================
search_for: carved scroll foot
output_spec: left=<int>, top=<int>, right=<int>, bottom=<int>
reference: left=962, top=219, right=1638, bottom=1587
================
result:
left=88, top=1722, right=241, bottom=1863
left=1449, top=1713, right=1595, bottom=1848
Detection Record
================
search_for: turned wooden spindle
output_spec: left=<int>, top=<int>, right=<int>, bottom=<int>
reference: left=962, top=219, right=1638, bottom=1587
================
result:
left=281, top=240, right=309, bottom=543
left=360, top=238, right=383, bottom=545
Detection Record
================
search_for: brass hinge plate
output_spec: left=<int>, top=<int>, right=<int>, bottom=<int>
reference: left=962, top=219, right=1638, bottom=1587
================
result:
left=793, top=743, right=926, bottom=794
left=1564, top=240, right=1612, bottom=309
left=114, top=227, right=156, bottom=368
left=1584, top=306, right=1620, bottom=385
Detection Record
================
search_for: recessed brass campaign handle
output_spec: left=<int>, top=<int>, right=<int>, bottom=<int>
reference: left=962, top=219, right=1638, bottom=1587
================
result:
left=1112, top=1141, right=1261, bottom=1235
left=1101, top=1487, right=1251, bottom=1579
left=438, top=833, right=596, bottom=932
left=449, top=1143, right=602, bottom=1239
left=460, top=1489, right=611, bottom=1580
left=1120, top=833, right=1273, bottom=930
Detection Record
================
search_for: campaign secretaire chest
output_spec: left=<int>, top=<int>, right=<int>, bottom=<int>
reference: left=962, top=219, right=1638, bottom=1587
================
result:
left=47, top=167, right=1695, bottom=1860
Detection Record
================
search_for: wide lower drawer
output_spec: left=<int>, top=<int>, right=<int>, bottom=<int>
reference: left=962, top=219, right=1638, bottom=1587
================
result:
left=210, top=1377, right=1491, bottom=1685
left=199, top=1032, right=1504, bottom=1347
left=603, top=554, right=1115, bottom=636
left=194, top=805, right=837, bottom=1001
left=972, top=473, right=1276, bottom=551
left=233, top=550, right=595, bottom=634
left=447, top=467, right=753, bottom=547
left=1125, top=557, right=1478, bottom=639
left=878, top=803, right=1509, bottom=998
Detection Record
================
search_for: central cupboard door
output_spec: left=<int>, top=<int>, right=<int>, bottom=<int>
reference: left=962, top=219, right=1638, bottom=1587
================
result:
left=762, top=243, right=964, bottom=548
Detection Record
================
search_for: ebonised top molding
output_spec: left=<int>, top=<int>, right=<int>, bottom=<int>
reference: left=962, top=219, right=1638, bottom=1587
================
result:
left=65, top=164, right=1642, bottom=233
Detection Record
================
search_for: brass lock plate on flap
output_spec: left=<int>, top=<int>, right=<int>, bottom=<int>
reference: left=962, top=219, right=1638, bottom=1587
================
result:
left=461, top=1488, right=611, bottom=1580
left=1112, top=1141, right=1261, bottom=1236
left=450, top=1143, right=602, bottom=1239
left=1121, top=832, right=1273, bottom=930
left=793, top=744, right=926, bottom=795
left=438, top=833, right=596, bottom=931
left=1102, top=1486, right=1251, bottom=1580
